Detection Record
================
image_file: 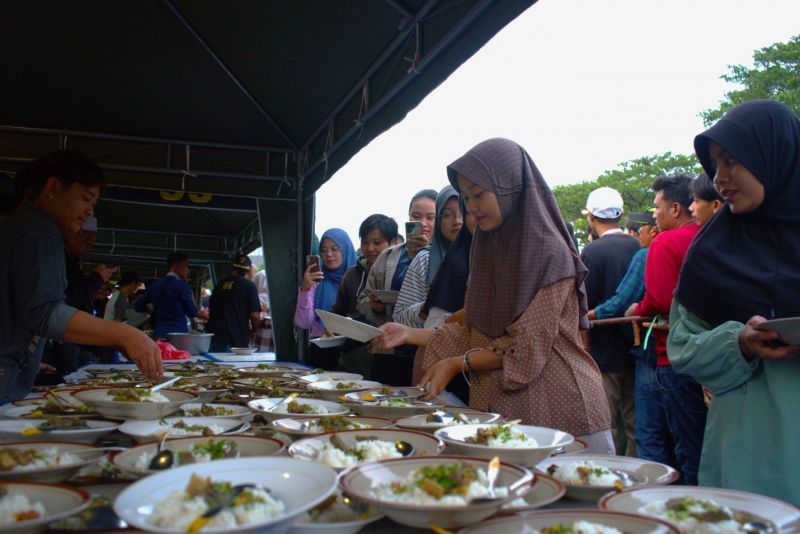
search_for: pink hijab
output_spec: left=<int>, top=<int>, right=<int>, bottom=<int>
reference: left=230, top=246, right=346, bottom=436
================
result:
left=447, top=138, right=589, bottom=337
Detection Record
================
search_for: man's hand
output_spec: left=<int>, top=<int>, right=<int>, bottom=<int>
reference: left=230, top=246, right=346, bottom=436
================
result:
left=93, top=264, right=117, bottom=283
left=739, top=315, right=799, bottom=362
left=368, top=292, right=387, bottom=313
left=586, top=309, right=597, bottom=320
left=120, top=328, right=163, bottom=379
left=416, top=357, right=460, bottom=400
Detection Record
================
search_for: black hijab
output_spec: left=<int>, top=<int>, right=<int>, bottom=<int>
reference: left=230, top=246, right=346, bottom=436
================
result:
left=675, top=100, right=800, bottom=326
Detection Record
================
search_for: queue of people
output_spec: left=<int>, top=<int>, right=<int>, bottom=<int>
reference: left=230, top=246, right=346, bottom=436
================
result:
left=1, top=99, right=798, bottom=504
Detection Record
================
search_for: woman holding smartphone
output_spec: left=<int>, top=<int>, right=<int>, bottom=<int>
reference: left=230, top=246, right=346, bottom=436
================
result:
left=378, top=139, right=612, bottom=450
left=669, top=100, right=800, bottom=503
left=294, top=228, right=357, bottom=341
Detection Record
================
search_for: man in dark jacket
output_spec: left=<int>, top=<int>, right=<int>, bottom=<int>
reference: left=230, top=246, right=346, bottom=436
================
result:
left=206, top=255, right=260, bottom=352
left=581, top=186, right=641, bottom=456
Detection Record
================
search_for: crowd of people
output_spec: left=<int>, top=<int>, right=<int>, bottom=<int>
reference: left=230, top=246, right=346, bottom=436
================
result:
left=0, top=99, right=798, bottom=503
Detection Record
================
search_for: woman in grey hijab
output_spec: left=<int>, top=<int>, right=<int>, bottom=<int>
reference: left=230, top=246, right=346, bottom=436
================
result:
left=378, top=139, right=612, bottom=451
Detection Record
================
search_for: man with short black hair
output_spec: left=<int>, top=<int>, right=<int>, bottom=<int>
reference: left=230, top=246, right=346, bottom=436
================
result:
left=0, top=151, right=161, bottom=401
left=626, top=173, right=705, bottom=484
left=135, top=252, right=204, bottom=339
left=105, top=272, right=141, bottom=322
left=205, top=255, right=261, bottom=352
left=581, top=186, right=641, bottom=456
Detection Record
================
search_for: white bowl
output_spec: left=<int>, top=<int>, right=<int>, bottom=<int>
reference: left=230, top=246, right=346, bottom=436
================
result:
left=309, top=336, right=347, bottom=349
left=342, top=398, right=442, bottom=419
left=118, top=416, right=249, bottom=443
left=395, top=411, right=501, bottom=433
left=0, top=481, right=92, bottom=532
left=1, top=403, right=97, bottom=419
left=248, top=397, right=349, bottom=422
left=0, top=442, right=106, bottom=483
left=460, top=509, right=680, bottom=534
left=230, top=347, right=258, bottom=355
left=306, top=380, right=383, bottom=401
left=73, top=388, right=198, bottom=420
left=114, top=457, right=338, bottom=534
left=288, top=490, right=384, bottom=534
left=177, top=402, right=253, bottom=421
left=235, top=364, right=300, bottom=378
left=289, top=428, right=445, bottom=471
left=272, top=415, right=395, bottom=439
left=500, top=473, right=566, bottom=513
left=537, top=454, right=679, bottom=502
left=435, top=423, right=574, bottom=467
left=338, top=455, right=533, bottom=529
left=755, top=316, right=800, bottom=344
left=112, top=435, right=286, bottom=477
left=0, top=419, right=119, bottom=444
left=299, top=372, right=364, bottom=384
left=315, top=310, right=383, bottom=343
left=600, top=485, right=800, bottom=532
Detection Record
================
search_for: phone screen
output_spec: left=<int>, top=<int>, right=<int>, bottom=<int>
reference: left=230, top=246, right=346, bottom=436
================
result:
left=306, top=255, right=321, bottom=273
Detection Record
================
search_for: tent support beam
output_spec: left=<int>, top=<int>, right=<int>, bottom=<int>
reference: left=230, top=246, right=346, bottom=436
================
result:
left=162, top=0, right=299, bottom=150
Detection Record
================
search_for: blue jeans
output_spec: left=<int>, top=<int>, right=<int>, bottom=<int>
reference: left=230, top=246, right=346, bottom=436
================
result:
left=656, top=365, right=707, bottom=486
left=635, top=359, right=672, bottom=465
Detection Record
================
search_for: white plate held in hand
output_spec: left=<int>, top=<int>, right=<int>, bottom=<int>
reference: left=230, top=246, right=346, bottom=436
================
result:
left=315, top=310, right=383, bottom=343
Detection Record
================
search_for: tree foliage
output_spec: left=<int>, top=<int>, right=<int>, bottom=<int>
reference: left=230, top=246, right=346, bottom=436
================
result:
left=553, top=152, right=701, bottom=241
left=701, top=35, right=800, bottom=125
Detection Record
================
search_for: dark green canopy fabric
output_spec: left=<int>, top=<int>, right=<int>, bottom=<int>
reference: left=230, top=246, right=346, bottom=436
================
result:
left=0, top=0, right=536, bottom=359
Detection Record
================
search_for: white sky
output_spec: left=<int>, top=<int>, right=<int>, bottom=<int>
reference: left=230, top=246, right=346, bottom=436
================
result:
left=313, top=0, right=800, bottom=247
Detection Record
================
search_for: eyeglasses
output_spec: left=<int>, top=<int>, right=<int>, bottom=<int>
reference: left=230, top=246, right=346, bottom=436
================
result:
left=440, top=210, right=463, bottom=222
left=320, top=246, right=340, bottom=255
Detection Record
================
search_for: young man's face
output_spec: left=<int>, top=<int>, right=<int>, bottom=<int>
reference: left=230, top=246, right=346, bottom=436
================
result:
left=42, top=179, right=100, bottom=237
left=174, top=259, right=191, bottom=280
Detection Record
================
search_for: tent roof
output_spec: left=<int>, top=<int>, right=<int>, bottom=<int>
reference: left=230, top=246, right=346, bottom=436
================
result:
left=0, top=0, right=535, bottom=269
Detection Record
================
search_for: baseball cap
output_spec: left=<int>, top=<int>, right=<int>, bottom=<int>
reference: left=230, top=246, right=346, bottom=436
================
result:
left=628, top=211, right=655, bottom=226
left=232, top=255, right=253, bottom=271
left=583, top=187, right=624, bottom=219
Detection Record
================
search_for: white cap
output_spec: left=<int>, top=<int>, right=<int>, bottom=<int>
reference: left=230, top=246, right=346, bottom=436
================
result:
left=584, top=187, right=624, bottom=219
left=82, top=216, right=98, bottom=232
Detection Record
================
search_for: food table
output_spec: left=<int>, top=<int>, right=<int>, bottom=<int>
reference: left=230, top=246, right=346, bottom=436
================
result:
left=0, top=358, right=797, bottom=533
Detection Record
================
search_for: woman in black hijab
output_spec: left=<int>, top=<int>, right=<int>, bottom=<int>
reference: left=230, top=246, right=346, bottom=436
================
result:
left=668, top=100, right=800, bottom=503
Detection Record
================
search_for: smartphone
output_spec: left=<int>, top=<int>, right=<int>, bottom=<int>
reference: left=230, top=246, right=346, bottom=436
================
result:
left=306, top=254, right=321, bottom=273
left=405, top=221, right=422, bottom=237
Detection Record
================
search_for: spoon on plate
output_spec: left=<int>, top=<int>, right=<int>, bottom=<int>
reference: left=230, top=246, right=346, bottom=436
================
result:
left=469, top=457, right=531, bottom=504
left=148, top=432, right=173, bottom=470
left=150, top=376, right=181, bottom=392
left=267, top=392, right=299, bottom=412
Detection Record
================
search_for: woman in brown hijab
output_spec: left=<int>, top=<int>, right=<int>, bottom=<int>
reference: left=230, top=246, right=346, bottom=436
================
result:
left=378, top=139, right=612, bottom=451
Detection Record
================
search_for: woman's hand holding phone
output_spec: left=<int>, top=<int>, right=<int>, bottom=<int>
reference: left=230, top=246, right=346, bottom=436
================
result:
left=301, top=262, right=324, bottom=291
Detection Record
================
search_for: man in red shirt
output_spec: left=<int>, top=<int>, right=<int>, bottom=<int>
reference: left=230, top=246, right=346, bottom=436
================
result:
left=626, top=174, right=706, bottom=485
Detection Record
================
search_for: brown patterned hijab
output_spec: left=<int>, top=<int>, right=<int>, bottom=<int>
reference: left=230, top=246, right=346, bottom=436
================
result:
left=447, top=138, right=589, bottom=337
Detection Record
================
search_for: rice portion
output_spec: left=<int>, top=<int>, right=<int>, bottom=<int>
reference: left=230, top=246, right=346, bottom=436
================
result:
left=372, top=462, right=508, bottom=506
left=313, top=439, right=401, bottom=468
left=149, top=422, right=225, bottom=438
left=0, top=446, right=81, bottom=472
left=465, top=424, right=538, bottom=448
left=548, top=460, right=628, bottom=487
left=276, top=400, right=328, bottom=415
left=149, top=475, right=284, bottom=529
left=639, top=497, right=757, bottom=533
left=0, top=493, right=46, bottom=525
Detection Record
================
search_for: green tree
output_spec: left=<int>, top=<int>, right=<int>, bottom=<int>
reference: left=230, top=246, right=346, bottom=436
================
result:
left=553, top=152, right=701, bottom=242
left=701, top=35, right=800, bottom=125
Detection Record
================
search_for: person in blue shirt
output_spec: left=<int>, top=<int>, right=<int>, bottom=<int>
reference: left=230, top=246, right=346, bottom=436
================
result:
left=135, top=253, right=206, bottom=339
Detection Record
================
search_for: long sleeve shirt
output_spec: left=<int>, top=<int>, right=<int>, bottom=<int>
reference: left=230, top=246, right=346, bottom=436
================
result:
left=392, top=249, right=430, bottom=327
left=294, top=285, right=324, bottom=337
left=135, top=272, right=197, bottom=338
left=594, top=247, right=647, bottom=318
left=633, top=222, right=700, bottom=365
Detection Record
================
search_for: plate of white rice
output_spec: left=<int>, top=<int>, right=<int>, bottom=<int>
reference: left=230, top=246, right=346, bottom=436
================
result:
left=118, top=416, right=247, bottom=443
left=248, top=397, right=348, bottom=422
left=436, top=423, right=574, bottom=467
left=0, top=419, right=120, bottom=444
left=459, top=509, right=680, bottom=534
left=74, top=388, right=197, bottom=420
left=114, top=457, right=338, bottom=533
left=539, top=455, right=678, bottom=502
left=0, top=442, right=105, bottom=483
left=395, top=410, right=500, bottom=433
left=289, top=428, right=444, bottom=471
left=0, top=481, right=91, bottom=532
left=600, top=486, right=800, bottom=533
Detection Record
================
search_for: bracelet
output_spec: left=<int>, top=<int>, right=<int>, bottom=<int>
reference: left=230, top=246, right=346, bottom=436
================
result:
left=461, top=348, right=481, bottom=386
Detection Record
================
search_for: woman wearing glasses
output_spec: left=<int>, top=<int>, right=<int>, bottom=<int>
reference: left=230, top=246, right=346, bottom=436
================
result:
left=293, top=228, right=357, bottom=340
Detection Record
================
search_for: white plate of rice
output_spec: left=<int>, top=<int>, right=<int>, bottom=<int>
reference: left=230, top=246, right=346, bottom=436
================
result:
left=0, top=419, right=120, bottom=444
left=114, top=457, right=338, bottom=533
left=0, top=481, right=91, bottom=532
left=289, top=428, right=444, bottom=471
left=74, top=388, right=198, bottom=420
left=538, top=454, right=679, bottom=502
left=601, top=486, right=800, bottom=533
left=0, top=442, right=105, bottom=483
left=248, top=397, right=348, bottom=422
left=118, top=416, right=248, bottom=443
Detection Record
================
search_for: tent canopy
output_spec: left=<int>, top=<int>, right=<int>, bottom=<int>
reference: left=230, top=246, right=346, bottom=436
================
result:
left=0, top=0, right=536, bottom=358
